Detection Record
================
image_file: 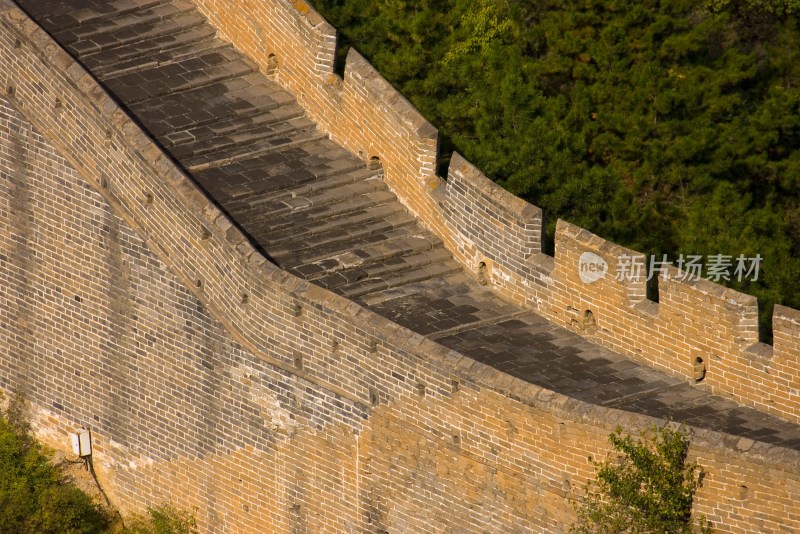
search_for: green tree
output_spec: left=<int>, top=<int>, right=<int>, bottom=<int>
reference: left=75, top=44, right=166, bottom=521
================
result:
left=571, top=425, right=712, bottom=534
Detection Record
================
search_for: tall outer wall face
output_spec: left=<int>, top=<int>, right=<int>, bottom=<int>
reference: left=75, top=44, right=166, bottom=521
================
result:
left=0, top=1, right=799, bottom=533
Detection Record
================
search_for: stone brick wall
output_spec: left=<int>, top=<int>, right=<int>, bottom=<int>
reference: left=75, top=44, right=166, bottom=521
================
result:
left=441, top=153, right=556, bottom=303
left=0, top=93, right=366, bottom=531
left=183, top=0, right=800, bottom=425
left=1, top=1, right=800, bottom=532
left=443, top=153, right=545, bottom=286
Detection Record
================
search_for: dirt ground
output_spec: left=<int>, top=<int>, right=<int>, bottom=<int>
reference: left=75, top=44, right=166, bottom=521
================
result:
left=51, top=448, right=123, bottom=524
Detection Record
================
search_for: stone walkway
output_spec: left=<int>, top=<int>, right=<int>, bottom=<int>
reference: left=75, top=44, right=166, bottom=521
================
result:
left=18, top=0, right=800, bottom=449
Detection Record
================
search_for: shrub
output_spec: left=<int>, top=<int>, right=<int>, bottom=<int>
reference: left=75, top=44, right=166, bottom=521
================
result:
left=0, top=392, right=197, bottom=534
left=0, top=392, right=110, bottom=534
left=571, top=425, right=713, bottom=534
left=119, top=504, right=198, bottom=534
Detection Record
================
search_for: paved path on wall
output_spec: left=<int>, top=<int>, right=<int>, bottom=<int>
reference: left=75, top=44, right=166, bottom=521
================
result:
left=18, top=0, right=800, bottom=449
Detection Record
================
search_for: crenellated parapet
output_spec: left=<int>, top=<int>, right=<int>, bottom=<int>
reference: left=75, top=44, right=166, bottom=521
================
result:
left=441, top=156, right=798, bottom=422
left=186, top=0, right=800, bottom=424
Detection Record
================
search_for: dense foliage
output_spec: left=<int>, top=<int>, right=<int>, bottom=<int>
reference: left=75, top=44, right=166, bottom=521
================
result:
left=571, top=425, right=712, bottom=533
left=0, top=393, right=197, bottom=534
left=310, top=0, right=800, bottom=337
left=0, top=393, right=110, bottom=533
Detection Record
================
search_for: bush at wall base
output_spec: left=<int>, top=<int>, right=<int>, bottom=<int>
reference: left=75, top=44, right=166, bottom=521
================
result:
left=0, top=392, right=196, bottom=534
left=119, top=504, right=198, bottom=534
left=571, top=425, right=713, bottom=534
left=0, top=392, right=110, bottom=533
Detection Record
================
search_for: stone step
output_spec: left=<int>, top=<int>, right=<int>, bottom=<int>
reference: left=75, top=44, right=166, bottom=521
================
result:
left=357, top=271, right=477, bottom=307
left=312, top=248, right=456, bottom=290
left=223, top=166, right=378, bottom=216
left=129, top=74, right=297, bottom=139
left=103, top=48, right=259, bottom=105
left=244, top=189, right=398, bottom=239
left=192, top=147, right=366, bottom=205
left=290, top=233, right=442, bottom=282
left=80, top=21, right=217, bottom=73
left=270, top=223, right=417, bottom=264
left=169, top=115, right=316, bottom=161
left=230, top=168, right=386, bottom=216
left=55, top=1, right=202, bottom=56
left=230, top=178, right=390, bottom=229
left=263, top=209, right=415, bottom=252
left=169, top=115, right=317, bottom=161
left=363, top=248, right=456, bottom=279
left=16, top=0, right=169, bottom=34
left=338, top=257, right=463, bottom=299
left=184, top=128, right=330, bottom=172
left=90, top=31, right=224, bottom=80
left=160, top=104, right=306, bottom=149
left=187, top=140, right=359, bottom=190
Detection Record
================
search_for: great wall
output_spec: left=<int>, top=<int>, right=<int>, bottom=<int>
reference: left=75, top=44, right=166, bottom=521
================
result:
left=0, top=0, right=798, bottom=531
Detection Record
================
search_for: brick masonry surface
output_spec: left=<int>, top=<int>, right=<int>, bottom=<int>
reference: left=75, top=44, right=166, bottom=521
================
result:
left=0, top=0, right=799, bottom=532
left=17, top=0, right=797, bottom=454
left=187, top=0, right=800, bottom=425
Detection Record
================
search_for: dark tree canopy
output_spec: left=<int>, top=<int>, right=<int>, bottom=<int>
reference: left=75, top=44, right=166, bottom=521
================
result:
left=310, top=0, right=800, bottom=338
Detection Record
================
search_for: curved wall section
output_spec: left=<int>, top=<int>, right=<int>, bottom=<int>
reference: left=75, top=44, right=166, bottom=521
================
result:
left=0, top=1, right=799, bottom=532
left=188, top=0, right=800, bottom=424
